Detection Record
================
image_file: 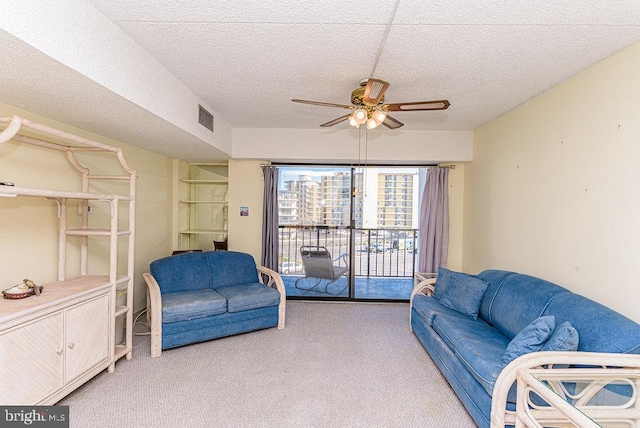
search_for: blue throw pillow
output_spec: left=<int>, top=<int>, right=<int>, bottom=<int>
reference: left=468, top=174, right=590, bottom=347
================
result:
left=432, top=267, right=454, bottom=300
left=541, top=321, right=579, bottom=352
left=502, top=315, right=556, bottom=365
left=437, top=271, right=489, bottom=319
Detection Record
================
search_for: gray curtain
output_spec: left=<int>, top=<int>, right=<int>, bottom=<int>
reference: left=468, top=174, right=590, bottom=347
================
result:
left=261, top=165, right=279, bottom=270
left=418, top=167, right=449, bottom=273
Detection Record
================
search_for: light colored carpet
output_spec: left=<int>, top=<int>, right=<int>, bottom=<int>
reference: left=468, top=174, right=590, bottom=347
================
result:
left=59, top=301, right=476, bottom=427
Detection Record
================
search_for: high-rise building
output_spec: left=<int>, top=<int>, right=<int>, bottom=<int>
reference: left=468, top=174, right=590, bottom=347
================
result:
left=320, top=172, right=351, bottom=226
left=377, top=172, right=419, bottom=228
left=279, top=175, right=321, bottom=225
left=278, top=188, right=298, bottom=225
left=278, top=169, right=419, bottom=229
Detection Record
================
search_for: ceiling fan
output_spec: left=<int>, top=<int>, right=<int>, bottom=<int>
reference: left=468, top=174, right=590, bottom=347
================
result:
left=292, top=78, right=450, bottom=130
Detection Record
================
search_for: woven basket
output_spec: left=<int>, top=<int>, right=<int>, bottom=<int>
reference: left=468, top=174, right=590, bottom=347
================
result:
left=2, top=284, right=44, bottom=300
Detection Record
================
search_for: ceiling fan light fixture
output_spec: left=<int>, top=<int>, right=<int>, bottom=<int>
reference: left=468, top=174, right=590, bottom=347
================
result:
left=348, top=115, right=358, bottom=127
left=372, top=109, right=387, bottom=125
left=353, top=108, right=368, bottom=125
left=366, top=117, right=379, bottom=129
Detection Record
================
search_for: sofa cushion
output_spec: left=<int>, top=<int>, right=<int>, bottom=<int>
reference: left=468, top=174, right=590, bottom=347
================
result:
left=541, top=321, right=579, bottom=352
left=162, top=305, right=279, bottom=349
left=432, top=312, right=510, bottom=353
left=487, top=274, right=567, bottom=340
left=503, top=315, right=555, bottom=365
left=162, top=289, right=227, bottom=323
left=438, top=274, right=489, bottom=319
left=216, top=283, right=280, bottom=313
left=205, top=251, right=259, bottom=289
left=434, top=267, right=479, bottom=300
left=412, top=294, right=472, bottom=327
left=476, top=270, right=517, bottom=323
left=455, top=337, right=507, bottom=397
left=542, top=293, right=640, bottom=354
left=432, top=267, right=454, bottom=300
left=150, top=252, right=211, bottom=294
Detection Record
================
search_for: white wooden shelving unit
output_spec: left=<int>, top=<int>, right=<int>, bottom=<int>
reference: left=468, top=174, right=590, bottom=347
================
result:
left=0, top=115, right=135, bottom=404
left=178, top=163, right=228, bottom=251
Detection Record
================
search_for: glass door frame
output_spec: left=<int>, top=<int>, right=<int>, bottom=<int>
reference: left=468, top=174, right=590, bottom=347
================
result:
left=276, top=163, right=425, bottom=303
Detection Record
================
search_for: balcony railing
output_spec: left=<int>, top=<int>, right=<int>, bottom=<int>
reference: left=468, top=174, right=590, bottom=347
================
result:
left=278, top=226, right=418, bottom=278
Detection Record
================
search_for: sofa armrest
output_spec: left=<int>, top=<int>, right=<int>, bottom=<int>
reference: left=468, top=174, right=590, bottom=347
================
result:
left=412, top=273, right=437, bottom=298
left=143, top=272, right=163, bottom=358
left=257, top=265, right=286, bottom=330
left=409, top=273, right=437, bottom=331
left=491, top=351, right=640, bottom=428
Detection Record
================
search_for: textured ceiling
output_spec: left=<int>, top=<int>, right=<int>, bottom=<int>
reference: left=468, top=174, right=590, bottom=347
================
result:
left=87, top=0, right=640, bottom=130
left=1, top=1, right=639, bottom=162
left=0, top=30, right=228, bottom=161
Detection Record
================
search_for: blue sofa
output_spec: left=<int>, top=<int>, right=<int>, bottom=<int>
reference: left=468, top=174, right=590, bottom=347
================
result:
left=143, top=251, right=286, bottom=357
left=410, top=269, right=640, bottom=427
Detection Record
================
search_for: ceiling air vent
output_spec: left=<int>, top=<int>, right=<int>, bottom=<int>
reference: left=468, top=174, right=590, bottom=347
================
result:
left=198, top=105, right=214, bottom=132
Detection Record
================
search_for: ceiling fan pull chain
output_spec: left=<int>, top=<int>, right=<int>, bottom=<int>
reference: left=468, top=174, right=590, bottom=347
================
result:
left=358, top=125, right=362, bottom=168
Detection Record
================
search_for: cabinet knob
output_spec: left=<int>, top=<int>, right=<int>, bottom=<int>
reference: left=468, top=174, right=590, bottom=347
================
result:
left=55, top=348, right=63, bottom=355
left=68, top=343, right=75, bottom=349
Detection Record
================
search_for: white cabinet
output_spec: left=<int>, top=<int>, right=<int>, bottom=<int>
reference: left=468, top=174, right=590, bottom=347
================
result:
left=64, top=293, right=110, bottom=383
left=0, top=279, right=111, bottom=405
left=0, top=313, right=63, bottom=404
left=0, top=115, right=136, bottom=404
left=178, top=163, right=228, bottom=250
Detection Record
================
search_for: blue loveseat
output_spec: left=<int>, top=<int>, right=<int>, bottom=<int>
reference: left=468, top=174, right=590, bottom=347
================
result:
left=143, top=251, right=286, bottom=357
left=410, top=269, right=640, bottom=428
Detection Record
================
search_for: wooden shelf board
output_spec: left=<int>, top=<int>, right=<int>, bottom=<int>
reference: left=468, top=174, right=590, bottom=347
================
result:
left=179, top=200, right=228, bottom=204
left=65, top=229, right=132, bottom=236
left=114, top=345, right=130, bottom=360
left=180, top=179, right=228, bottom=184
left=0, top=186, right=132, bottom=201
left=115, top=276, right=131, bottom=288
left=0, top=275, right=120, bottom=323
left=180, top=229, right=227, bottom=235
left=115, top=306, right=129, bottom=317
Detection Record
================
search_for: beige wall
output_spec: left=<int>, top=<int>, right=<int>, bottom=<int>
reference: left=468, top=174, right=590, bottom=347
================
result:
left=0, top=103, right=174, bottom=312
left=463, top=42, right=640, bottom=322
left=446, top=164, right=465, bottom=271
left=233, top=128, right=473, bottom=164
left=227, top=160, right=265, bottom=262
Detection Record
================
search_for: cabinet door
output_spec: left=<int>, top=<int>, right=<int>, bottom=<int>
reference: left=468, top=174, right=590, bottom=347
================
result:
left=65, top=294, right=110, bottom=382
left=0, top=313, right=64, bottom=404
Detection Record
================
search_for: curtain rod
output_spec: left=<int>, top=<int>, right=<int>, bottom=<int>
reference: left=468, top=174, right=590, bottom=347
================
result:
left=260, top=163, right=456, bottom=169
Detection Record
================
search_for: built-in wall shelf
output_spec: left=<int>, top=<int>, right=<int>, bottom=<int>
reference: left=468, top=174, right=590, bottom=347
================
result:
left=177, top=163, right=228, bottom=251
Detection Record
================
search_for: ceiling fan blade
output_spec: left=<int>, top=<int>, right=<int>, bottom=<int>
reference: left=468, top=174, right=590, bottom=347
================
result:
left=383, top=100, right=450, bottom=111
left=362, top=78, right=390, bottom=106
left=320, top=114, right=351, bottom=127
left=292, top=99, right=354, bottom=109
left=382, top=115, right=404, bottom=129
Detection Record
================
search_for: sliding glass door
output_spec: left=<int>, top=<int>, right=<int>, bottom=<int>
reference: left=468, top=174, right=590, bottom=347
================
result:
left=351, top=166, right=419, bottom=299
left=277, top=165, right=423, bottom=301
left=278, top=167, right=351, bottom=298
